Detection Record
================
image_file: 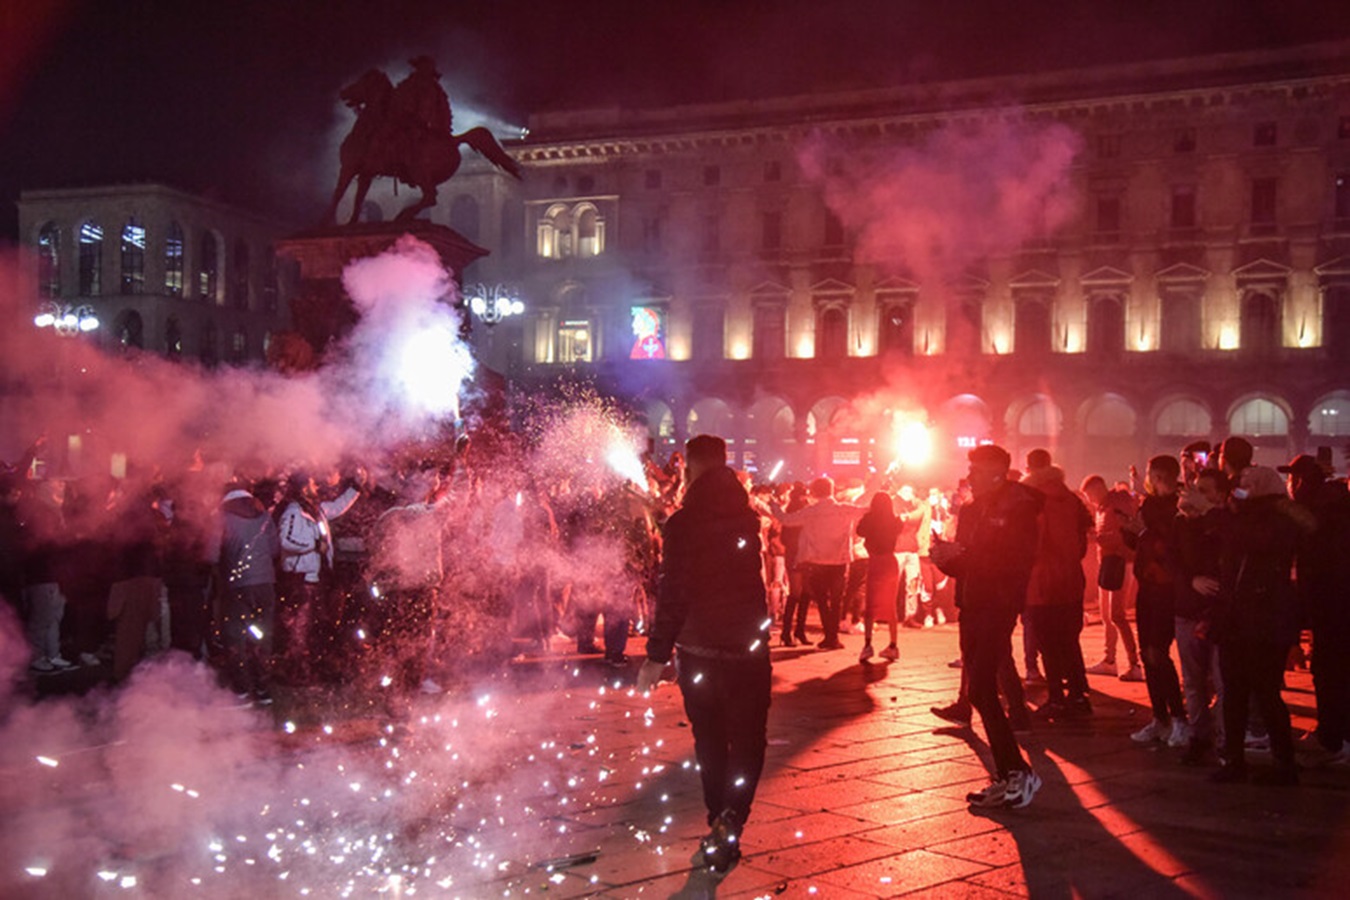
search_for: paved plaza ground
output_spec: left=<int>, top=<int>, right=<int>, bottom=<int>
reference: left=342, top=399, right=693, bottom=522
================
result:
left=6, top=616, right=1349, bottom=899
left=510, top=618, right=1350, bottom=899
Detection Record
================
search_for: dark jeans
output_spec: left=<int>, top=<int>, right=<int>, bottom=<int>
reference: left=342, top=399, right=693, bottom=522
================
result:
left=573, top=583, right=630, bottom=660
left=1136, top=585, right=1185, bottom=722
left=961, top=605, right=1030, bottom=778
left=782, top=567, right=808, bottom=639
left=219, top=583, right=275, bottom=695
left=842, top=558, right=868, bottom=624
left=277, top=574, right=347, bottom=684
left=1028, top=603, right=1088, bottom=703
left=678, top=650, right=772, bottom=829
left=801, top=563, right=847, bottom=645
left=1219, top=636, right=1296, bottom=770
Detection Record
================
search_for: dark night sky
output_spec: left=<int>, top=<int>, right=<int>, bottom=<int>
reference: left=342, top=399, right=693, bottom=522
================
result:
left=2, top=0, right=1348, bottom=237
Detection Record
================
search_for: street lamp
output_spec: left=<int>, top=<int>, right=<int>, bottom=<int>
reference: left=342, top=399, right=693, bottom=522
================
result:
left=464, top=283, right=524, bottom=327
left=34, top=301, right=99, bottom=336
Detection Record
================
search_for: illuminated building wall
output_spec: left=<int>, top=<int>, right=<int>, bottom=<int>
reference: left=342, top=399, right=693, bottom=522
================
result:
left=451, top=41, right=1350, bottom=481
left=17, top=184, right=292, bottom=366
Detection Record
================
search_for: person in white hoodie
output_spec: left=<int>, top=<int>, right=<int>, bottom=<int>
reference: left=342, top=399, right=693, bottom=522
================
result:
left=275, top=467, right=361, bottom=684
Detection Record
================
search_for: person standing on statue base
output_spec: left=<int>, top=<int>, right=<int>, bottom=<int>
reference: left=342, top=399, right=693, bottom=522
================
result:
left=638, top=434, right=771, bottom=878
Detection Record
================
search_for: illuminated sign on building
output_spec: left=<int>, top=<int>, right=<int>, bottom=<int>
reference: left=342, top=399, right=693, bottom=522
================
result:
left=630, top=305, right=667, bottom=359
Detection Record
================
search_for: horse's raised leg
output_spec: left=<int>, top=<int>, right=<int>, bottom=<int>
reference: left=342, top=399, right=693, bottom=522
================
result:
left=395, top=184, right=438, bottom=222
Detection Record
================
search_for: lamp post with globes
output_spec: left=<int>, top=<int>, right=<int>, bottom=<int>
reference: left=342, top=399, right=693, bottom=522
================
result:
left=33, top=301, right=100, bottom=336
left=463, top=283, right=524, bottom=371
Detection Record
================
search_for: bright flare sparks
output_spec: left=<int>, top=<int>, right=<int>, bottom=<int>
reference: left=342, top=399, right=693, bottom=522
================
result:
left=892, top=417, right=933, bottom=469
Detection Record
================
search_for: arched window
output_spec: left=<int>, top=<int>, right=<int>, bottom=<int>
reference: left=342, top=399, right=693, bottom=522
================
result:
left=687, top=398, right=734, bottom=437
left=450, top=194, right=480, bottom=240
left=1083, top=395, right=1137, bottom=436
left=537, top=203, right=570, bottom=259
left=198, top=231, right=220, bottom=302
left=816, top=305, right=849, bottom=359
left=164, top=221, right=184, bottom=297
left=877, top=295, right=915, bottom=356
left=1310, top=392, right=1350, bottom=436
left=1155, top=398, right=1212, bottom=437
left=752, top=300, right=786, bottom=360
left=1230, top=397, right=1289, bottom=436
left=576, top=205, right=602, bottom=257
left=1017, top=398, right=1062, bottom=436
left=231, top=240, right=250, bottom=310
left=120, top=218, right=146, bottom=294
left=1087, top=294, right=1125, bottom=357
left=78, top=220, right=103, bottom=296
left=38, top=222, right=60, bottom=298
left=262, top=248, right=280, bottom=314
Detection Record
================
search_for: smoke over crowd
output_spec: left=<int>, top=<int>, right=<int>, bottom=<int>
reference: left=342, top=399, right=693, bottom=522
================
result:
left=0, top=237, right=672, bottom=896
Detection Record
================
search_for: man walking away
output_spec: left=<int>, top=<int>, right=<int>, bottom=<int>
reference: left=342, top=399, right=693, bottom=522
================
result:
left=638, top=435, right=772, bottom=877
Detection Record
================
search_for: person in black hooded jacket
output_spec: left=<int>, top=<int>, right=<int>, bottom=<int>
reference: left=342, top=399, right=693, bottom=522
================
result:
left=638, top=434, right=770, bottom=877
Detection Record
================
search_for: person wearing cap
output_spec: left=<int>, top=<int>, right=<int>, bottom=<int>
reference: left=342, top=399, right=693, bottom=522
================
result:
left=1281, top=453, right=1350, bottom=763
left=931, top=444, right=1045, bottom=809
left=1198, top=465, right=1304, bottom=784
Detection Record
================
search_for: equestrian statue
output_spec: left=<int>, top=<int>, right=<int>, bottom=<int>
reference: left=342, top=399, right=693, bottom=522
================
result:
left=326, top=56, right=522, bottom=224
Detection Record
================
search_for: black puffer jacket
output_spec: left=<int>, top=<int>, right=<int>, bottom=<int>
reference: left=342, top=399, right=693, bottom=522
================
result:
left=937, top=479, right=1044, bottom=614
left=1216, top=495, right=1302, bottom=645
left=647, top=465, right=768, bottom=663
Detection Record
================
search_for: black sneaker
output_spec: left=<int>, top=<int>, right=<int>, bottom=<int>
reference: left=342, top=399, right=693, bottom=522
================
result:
left=931, top=702, right=973, bottom=727
left=700, top=810, right=743, bottom=877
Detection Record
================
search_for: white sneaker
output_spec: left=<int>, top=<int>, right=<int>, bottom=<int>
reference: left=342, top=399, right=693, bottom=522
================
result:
left=1245, top=731, right=1271, bottom=753
left=1085, top=660, right=1118, bottom=676
left=1119, top=665, right=1146, bottom=682
left=78, top=652, right=102, bottom=667
left=859, top=644, right=874, bottom=663
left=880, top=644, right=900, bottom=660
left=29, top=657, right=55, bottom=673
left=966, top=777, right=1009, bottom=807
left=1167, top=720, right=1191, bottom=748
left=1329, top=741, right=1350, bottom=766
left=935, top=609, right=947, bottom=625
left=1002, top=769, right=1042, bottom=808
left=923, top=615, right=935, bottom=628
left=419, top=678, right=443, bottom=695
left=49, top=656, right=76, bottom=670
left=1131, top=719, right=1167, bottom=743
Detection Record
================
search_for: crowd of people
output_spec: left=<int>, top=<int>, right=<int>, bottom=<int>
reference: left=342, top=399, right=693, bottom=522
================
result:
left=3, top=426, right=1347, bottom=874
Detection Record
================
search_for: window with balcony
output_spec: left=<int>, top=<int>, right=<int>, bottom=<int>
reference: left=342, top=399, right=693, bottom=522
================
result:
left=815, top=304, right=849, bottom=359
left=164, top=221, right=184, bottom=297
left=556, top=319, right=593, bottom=363
left=692, top=305, right=725, bottom=361
left=1087, top=294, right=1126, bottom=357
left=1239, top=290, right=1280, bottom=356
left=38, top=222, right=60, bottom=298
left=752, top=303, right=786, bottom=360
left=78, top=220, right=103, bottom=296
left=1159, top=289, right=1202, bottom=353
left=1014, top=297, right=1052, bottom=356
left=877, top=296, right=914, bottom=356
left=537, top=202, right=604, bottom=258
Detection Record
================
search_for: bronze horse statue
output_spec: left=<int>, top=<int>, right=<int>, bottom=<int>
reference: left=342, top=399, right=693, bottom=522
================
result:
left=326, top=69, right=522, bottom=224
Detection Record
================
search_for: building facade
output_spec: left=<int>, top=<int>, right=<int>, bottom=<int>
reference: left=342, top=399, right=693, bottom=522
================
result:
left=16, top=183, right=293, bottom=367
left=386, top=43, right=1350, bottom=483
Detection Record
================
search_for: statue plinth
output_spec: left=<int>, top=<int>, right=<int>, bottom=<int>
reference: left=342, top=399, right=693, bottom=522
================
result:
left=275, top=220, right=488, bottom=352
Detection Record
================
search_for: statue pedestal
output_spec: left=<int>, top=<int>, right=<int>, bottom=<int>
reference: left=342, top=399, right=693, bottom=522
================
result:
left=276, top=220, right=487, bottom=352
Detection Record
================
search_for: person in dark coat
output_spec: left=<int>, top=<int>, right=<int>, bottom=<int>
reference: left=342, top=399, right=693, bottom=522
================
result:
left=1279, top=454, right=1350, bottom=762
left=638, top=434, right=771, bottom=877
left=1200, top=465, right=1304, bottom=784
left=217, top=481, right=281, bottom=701
left=1123, top=455, right=1188, bottom=747
left=931, top=444, right=1045, bottom=809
